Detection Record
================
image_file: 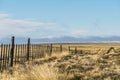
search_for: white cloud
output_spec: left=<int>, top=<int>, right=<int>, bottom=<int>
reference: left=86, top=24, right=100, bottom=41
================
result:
left=0, top=13, right=55, bottom=39
left=69, top=29, right=88, bottom=37
left=0, top=13, right=10, bottom=18
left=48, top=27, right=88, bottom=38
left=36, top=27, right=88, bottom=38
left=0, top=13, right=88, bottom=40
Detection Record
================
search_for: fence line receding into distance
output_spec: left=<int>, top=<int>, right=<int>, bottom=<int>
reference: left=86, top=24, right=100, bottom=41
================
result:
left=0, top=36, right=111, bottom=72
left=0, top=36, right=71, bottom=72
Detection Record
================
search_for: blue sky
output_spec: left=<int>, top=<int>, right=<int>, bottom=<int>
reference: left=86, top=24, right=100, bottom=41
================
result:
left=0, top=0, right=120, bottom=39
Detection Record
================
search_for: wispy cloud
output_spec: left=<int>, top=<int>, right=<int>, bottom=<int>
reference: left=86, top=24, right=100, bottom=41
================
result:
left=0, top=13, right=88, bottom=39
left=0, top=13, right=55, bottom=39
left=0, top=13, right=10, bottom=18
left=68, top=29, right=88, bottom=37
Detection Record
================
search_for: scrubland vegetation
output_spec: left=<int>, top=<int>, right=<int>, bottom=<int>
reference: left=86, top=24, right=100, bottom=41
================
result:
left=0, top=45, right=120, bottom=80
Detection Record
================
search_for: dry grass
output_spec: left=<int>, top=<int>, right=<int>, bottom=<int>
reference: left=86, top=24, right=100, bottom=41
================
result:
left=0, top=64, right=58, bottom=80
left=0, top=45, right=120, bottom=80
left=0, top=52, right=70, bottom=80
left=45, top=51, right=70, bottom=58
left=34, top=51, right=70, bottom=61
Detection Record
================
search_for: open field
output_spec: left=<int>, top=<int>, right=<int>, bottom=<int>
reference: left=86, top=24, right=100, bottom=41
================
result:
left=54, top=43, right=120, bottom=50
left=0, top=43, right=120, bottom=80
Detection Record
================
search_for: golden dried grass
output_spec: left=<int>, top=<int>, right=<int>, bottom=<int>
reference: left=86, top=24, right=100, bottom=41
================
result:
left=0, top=64, right=58, bottom=80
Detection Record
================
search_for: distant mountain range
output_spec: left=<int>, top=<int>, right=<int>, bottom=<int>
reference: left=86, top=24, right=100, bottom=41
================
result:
left=0, top=36, right=120, bottom=44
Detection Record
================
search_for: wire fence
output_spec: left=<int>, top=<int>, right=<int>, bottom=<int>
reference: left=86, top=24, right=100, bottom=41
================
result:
left=0, top=36, right=113, bottom=72
left=0, top=36, right=71, bottom=72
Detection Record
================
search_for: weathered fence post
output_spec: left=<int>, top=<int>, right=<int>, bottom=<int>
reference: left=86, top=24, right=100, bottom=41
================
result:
left=9, top=36, right=15, bottom=67
left=50, top=43, right=52, bottom=54
left=15, top=45, right=17, bottom=64
left=75, top=47, right=77, bottom=54
left=0, top=44, right=3, bottom=71
left=60, top=44, right=62, bottom=52
left=68, top=46, right=70, bottom=52
left=27, top=38, right=30, bottom=61
left=80, top=50, right=83, bottom=54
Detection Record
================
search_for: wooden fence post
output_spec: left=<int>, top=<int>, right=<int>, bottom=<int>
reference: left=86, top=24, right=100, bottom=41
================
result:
left=9, top=36, right=15, bottom=67
left=15, top=45, right=17, bottom=64
left=0, top=44, right=3, bottom=71
left=75, top=47, right=77, bottom=54
left=4, top=44, right=8, bottom=69
left=60, top=45, right=62, bottom=52
left=80, top=50, right=83, bottom=54
left=27, top=38, right=30, bottom=61
left=7, top=44, right=10, bottom=64
left=50, top=43, right=52, bottom=54
left=68, top=46, right=70, bottom=52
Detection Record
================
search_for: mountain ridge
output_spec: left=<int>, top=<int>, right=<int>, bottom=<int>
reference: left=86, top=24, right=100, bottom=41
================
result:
left=0, top=36, right=120, bottom=44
